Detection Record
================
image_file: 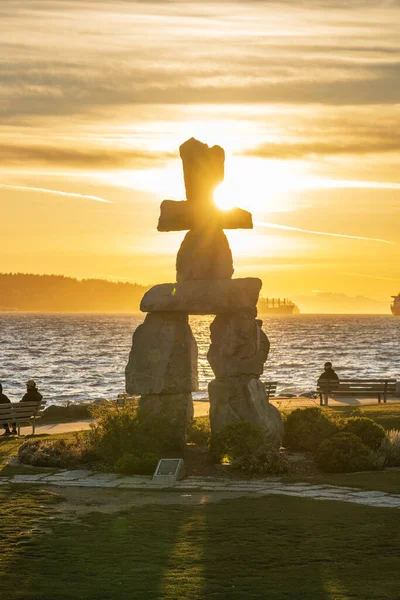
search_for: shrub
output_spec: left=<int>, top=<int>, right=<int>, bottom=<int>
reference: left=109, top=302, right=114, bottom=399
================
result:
left=233, top=443, right=289, bottom=476
left=210, top=421, right=266, bottom=462
left=315, top=432, right=374, bottom=473
left=87, top=401, right=140, bottom=465
left=283, top=407, right=338, bottom=452
left=114, top=452, right=159, bottom=475
left=187, top=416, right=210, bottom=447
left=17, top=437, right=95, bottom=468
left=342, top=417, right=385, bottom=450
left=380, top=429, right=400, bottom=467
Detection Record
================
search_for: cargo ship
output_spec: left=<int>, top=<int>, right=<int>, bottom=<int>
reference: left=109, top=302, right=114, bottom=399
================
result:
left=391, top=294, right=400, bottom=316
left=257, top=297, right=300, bottom=315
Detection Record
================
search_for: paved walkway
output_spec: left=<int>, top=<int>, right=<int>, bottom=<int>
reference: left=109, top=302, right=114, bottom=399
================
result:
left=2, top=470, right=399, bottom=509
left=18, top=397, right=400, bottom=436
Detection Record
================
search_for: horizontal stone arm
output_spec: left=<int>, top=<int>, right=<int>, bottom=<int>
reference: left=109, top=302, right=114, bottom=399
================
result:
left=157, top=200, right=253, bottom=232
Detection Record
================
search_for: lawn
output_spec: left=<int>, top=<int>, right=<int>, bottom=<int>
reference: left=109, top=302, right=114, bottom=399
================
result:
left=329, top=403, right=400, bottom=431
left=0, top=485, right=399, bottom=600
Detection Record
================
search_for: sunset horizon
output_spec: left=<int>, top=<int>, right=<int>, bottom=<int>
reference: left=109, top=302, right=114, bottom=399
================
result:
left=2, top=1, right=400, bottom=311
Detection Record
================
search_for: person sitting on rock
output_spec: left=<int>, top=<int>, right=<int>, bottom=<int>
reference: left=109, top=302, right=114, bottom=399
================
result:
left=0, top=383, right=17, bottom=436
left=318, top=362, right=339, bottom=406
left=21, top=380, right=43, bottom=404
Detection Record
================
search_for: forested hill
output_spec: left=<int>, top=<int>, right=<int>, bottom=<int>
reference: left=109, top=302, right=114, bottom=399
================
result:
left=0, top=273, right=150, bottom=313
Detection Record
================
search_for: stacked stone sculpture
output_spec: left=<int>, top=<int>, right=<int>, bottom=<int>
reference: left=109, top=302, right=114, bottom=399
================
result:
left=126, top=137, right=283, bottom=450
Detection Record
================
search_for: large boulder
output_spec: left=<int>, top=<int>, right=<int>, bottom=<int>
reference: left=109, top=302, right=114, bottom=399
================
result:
left=208, top=376, right=284, bottom=448
left=176, top=229, right=233, bottom=282
left=179, top=137, right=224, bottom=206
left=208, top=315, right=270, bottom=378
left=125, top=312, right=198, bottom=395
left=138, top=393, right=194, bottom=453
left=157, top=200, right=253, bottom=232
left=140, top=278, right=262, bottom=315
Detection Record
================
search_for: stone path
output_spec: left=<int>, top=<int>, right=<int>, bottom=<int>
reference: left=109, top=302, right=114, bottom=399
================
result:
left=1, top=470, right=399, bottom=508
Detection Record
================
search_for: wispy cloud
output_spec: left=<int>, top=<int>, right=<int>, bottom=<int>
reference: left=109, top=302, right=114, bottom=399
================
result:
left=0, top=144, right=174, bottom=169
left=0, top=184, right=111, bottom=203
left=255, top=221, right=394, bottom=244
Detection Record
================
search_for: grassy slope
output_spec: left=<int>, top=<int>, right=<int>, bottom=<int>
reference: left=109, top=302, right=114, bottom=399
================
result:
left=0, top=488, right=399, bottom=600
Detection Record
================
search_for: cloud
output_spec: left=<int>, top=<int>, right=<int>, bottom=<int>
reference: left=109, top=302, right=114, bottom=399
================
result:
left=243, top=137, right=400, bottom=159
left=0, top=184, right=111, bottom=203
left=1, top=0, right=400, bottom=120
left=255, top=221, right=394, bottom=244
left=0, top=144, right=175, bottom=169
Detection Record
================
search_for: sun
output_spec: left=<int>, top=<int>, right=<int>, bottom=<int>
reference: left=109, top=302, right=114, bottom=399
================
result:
left=213, top=156, right=300, bottom=214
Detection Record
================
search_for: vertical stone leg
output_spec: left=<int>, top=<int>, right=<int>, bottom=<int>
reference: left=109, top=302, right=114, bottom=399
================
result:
left=138, top=393, right=193, bottom=453
left=207, top=312, right=283, bottom=448
left=125, top=311, right=198, bottom=452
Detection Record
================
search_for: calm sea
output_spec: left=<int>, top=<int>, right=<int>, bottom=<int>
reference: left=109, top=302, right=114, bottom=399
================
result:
left=0, top=313, right=399, bottom=405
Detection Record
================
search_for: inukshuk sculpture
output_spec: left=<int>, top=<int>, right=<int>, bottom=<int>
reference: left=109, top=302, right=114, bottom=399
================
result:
left=126, top=138, right=283, bottom=450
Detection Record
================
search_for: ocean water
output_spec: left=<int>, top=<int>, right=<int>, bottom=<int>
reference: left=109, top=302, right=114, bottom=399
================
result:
left=0, top=313, right=399, bottom=405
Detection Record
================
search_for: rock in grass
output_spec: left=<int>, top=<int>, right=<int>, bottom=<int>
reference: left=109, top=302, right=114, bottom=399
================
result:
left=138, top=392, right=194, bottom=452
left=208, top=376, right=283, bottom=448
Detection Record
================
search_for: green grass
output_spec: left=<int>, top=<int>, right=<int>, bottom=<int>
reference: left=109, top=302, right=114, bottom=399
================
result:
left=329, top=404, right=400, bottom=431
left=0, top=487, right=399, bottom=599
left=281, top=402, right=400, bottom=431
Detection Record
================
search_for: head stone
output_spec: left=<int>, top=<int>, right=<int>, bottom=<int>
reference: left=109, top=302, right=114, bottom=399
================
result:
left=179, top=138, right=225, bottom=205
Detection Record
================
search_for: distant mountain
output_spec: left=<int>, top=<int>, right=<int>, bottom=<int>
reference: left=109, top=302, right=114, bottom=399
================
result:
left=293, top=292, right=389, bottom=314
left=0, top=273, right=150, bottom=313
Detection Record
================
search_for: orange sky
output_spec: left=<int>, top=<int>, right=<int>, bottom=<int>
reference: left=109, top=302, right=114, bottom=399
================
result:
left=1, top=1, right=400, bottom=312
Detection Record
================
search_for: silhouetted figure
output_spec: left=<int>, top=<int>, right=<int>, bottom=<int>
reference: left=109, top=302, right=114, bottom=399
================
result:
left=318, top=362, right=339, bottom=406
left=0, top=383, right=16, bottom=436
left=21, top=380, right=43, bottom=404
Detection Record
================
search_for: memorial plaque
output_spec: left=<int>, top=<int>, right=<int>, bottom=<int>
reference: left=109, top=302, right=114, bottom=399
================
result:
left=151, top=458, right=185, bottom=485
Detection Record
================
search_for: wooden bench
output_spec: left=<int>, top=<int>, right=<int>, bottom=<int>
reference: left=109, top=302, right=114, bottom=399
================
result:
left=316, top=379, right=396, bottom=406
left=0, top=400, right=47, bottom=435
left=265, top=381, right=278, bottom=400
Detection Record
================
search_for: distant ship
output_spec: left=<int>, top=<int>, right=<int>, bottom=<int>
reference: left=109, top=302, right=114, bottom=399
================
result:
left=258, top=297, right=300, bottom=315
left=391, top=294, right=400, bottom=316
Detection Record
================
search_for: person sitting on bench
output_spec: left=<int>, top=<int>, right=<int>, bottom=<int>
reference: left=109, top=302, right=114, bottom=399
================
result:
left=318, top=362, right=339, bottom=406
left=0, top=383, right=17, bottom=436
left=21, top=380, right=43, bottom=404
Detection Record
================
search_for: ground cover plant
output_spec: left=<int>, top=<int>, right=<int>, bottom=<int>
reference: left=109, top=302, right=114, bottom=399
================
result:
left=1, top=487, right=399, bottom=599
left=283, top=407, right=338, bottom=451
left=342, top=416, right=386, bottom=450
left=315, top=432, right=374, bottom=473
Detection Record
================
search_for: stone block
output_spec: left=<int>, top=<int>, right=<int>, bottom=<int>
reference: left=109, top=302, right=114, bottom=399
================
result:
left=208, top=376, right=284, bottom=448
left=157, top=200, right=253, bottom=231
left=140, top=278, right=262, bottom=315
left=138, top=393, right=194, bottom=452
left=125, top=312, right=198, bottom=395
left=176, top=229, right=233, bottom=281
left=179, top=137, right=224, bottom=205
left=208, top=315, right=270, bottom=378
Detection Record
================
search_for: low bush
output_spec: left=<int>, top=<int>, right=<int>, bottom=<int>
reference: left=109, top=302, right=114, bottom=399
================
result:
left=187, top=416, right=210, bottom=447
left=210, top=421, right=266, bottom=462
left=18, top=436, right=97, bottom=468
left=342, top=417, right=385, bottom=450
left=114, top=452, right=159, bottom=475
left=233, top=443, right=289, bottom=476
left=87, top=401, right=140, bottom=465
left=315, top=432, right=376, bottom=473
left=380, top=429, right=400, bottom=467
left=283, top=407, right=338, bottom=452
